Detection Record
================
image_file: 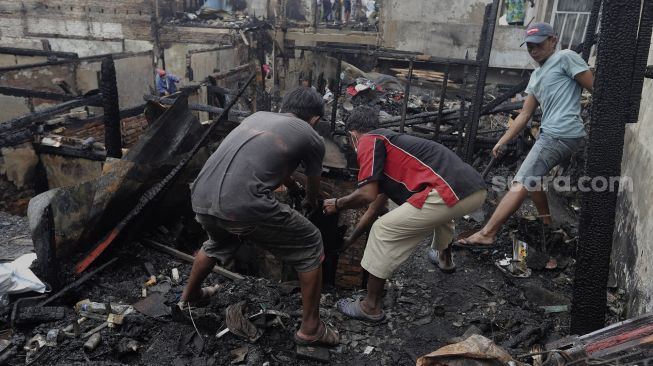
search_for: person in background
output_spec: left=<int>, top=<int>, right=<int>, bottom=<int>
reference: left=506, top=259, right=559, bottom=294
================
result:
left=343, top=0, right=351, bottom=24
left=323, top=0, right=332, bottom=21
left=156, top=69, right=180, bottom=96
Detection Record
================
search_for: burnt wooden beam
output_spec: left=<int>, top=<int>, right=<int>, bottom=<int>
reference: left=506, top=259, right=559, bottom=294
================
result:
left=34, top=144, right=106, bottom=161
left=463, top=0, right=500, bottom=162
left=571, top=0, right=645, bottom=334
left=399, top=59, right=414, bottom=133
left=331, top=55, right=343, bottom=132
left=73, top=74, right=257, bottom=274
left=481, top=79, right=530, bottom=115
left=207, top=85, right=236, bottom=95
left=288, top=45, right=482, bottom=67
left=0, top=50, right=153, bottom=73
left=0, top=94, right=102, bottom=134
left=581, top=0, right=603, bottom=62
left=143, top=95, right=250, bottom=119
left=0, top=46, right=78, bottom=59
left=101, top=57, right=122, bottom=158
left=0, top=86, right=76, bottom=101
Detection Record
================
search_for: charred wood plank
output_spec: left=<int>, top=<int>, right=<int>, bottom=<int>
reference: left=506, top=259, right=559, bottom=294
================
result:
left=571, top=0, right=643, bottom=334
left=481, top=79, right=529, bottom=115
left=0, top=46, right=78, bottom=59
left=34, top=144, right=106, bottom=161
left=581, top=0, right=603, bottom=62
left=141, top=239, right=243, bottom=280
left=143, top=94, right=250, bottom=119
left=463, top=0, right=500, bottom=162
left=399, top=59, right=414, bottom=133
left=0, top=50, right=152, bottom=73
left=38, top=257, right=119, bottom=307
left=0, top=86, right=76, bottom=101
left=0, top=94, right=102, bottom=134
left=101, top=57, right=122, bottom=158
left=74, top=73, right=256, bottom=274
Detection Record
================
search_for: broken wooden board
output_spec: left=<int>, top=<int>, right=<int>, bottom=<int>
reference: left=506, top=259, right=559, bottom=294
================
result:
left=28, top=95, right=205, bottom=286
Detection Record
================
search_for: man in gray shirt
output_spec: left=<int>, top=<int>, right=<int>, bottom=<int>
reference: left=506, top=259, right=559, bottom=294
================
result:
left=180, top=87, right=339, bottom=347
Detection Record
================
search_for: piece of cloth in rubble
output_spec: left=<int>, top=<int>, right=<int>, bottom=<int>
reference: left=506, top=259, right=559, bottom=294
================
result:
left=505, top=0, right=525, bottom=25
left=355, top=128, right=486, bottom=209
left=416, top=334, right=524, bottom=366
left=191, top=111, right=325, bottom=221
left=525, top=49, right=589, bottom=138
left=225, top=301, right=262, bottom=342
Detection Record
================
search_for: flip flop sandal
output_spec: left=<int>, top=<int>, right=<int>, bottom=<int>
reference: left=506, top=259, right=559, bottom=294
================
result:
left=294, top=320, right=340, bottom=347
left=335, top=297, right=385, bottom=323
left=427, top=248, right=456, bottom=274
left=452, top=238, right=496, bottom=250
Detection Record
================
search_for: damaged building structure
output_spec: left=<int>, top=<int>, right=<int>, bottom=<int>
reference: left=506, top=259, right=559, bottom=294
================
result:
left=1, top=0, right=653, bottom=364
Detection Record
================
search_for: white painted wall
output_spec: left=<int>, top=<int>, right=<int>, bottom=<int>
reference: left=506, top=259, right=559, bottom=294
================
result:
left=381, top=0, right=535, bottom=69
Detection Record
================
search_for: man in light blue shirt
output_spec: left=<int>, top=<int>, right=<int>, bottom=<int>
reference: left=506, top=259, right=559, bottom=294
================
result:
left=455, top=22, right=594, bottom=249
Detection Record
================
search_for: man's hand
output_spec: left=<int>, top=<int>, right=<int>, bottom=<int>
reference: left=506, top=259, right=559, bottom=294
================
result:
left=323, top=198, right=338, bottom=215
left=492, top=143, right=506, bottom=158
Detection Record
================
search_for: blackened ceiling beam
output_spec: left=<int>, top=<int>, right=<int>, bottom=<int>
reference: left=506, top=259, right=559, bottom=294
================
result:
left=0, top=86, right=76, bottom=101
left=0, top=46, right=78, bottom=59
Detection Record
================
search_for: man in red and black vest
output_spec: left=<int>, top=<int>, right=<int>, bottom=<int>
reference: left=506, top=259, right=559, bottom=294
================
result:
left=323, top=106, right=487, bottom=322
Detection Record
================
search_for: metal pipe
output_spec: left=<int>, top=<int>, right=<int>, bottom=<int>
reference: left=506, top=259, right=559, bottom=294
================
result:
left=399, top=59, right=414, bottom=133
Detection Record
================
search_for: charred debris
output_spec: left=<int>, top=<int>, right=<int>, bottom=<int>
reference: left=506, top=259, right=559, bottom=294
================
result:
left=1, top=0, right=653, bottom=365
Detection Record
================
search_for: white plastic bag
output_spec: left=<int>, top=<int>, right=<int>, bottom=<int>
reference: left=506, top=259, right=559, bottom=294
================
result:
left=0, top=253, right=46, bottom=295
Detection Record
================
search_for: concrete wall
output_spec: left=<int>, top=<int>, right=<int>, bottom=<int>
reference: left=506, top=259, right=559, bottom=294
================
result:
left=380, top=0, right=535, bottom=69
left=611, top=42, right=653, bottom=316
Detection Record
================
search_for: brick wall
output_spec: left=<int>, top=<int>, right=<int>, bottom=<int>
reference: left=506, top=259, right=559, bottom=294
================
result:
left=120, top=115, right=149, bottom=148
left=61, top=114, right=149, bottom=148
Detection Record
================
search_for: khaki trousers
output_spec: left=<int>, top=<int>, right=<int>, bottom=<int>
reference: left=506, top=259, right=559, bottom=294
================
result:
left=361, top=189, right=487, bottom=279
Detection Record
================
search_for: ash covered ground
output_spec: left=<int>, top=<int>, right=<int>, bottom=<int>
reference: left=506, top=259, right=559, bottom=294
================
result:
left=1, top=200, right=586, bottom=365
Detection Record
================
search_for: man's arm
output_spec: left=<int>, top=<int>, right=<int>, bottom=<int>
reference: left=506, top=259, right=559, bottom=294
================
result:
left=323, top=181, right=379, bottom=214
left=346, top=194, right=388, bottom=244
left=575, top=70, right=594, bottom=93
left=493, top=94, right=540, bottom=157
left=304, top=175, right=321, bottom=209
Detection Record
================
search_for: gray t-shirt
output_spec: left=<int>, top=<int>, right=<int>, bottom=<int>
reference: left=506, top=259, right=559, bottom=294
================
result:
left=191, top=111, right=325, bottom=221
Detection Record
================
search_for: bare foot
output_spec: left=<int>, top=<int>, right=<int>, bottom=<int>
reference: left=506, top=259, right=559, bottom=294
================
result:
left=456, top=230, right=495, bottom=247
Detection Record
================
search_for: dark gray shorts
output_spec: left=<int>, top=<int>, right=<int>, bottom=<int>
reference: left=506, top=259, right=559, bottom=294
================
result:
left=513, top=133, right=583, bottom=191
left=195, top=206, right=324, bottom=273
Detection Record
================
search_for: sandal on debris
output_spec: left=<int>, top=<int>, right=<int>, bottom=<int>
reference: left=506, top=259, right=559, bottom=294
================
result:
left=427, top=248, right=456, bottom=274
left=294, top=321, right=340, bottom=347
left=335, top=297, right=385, bottom=323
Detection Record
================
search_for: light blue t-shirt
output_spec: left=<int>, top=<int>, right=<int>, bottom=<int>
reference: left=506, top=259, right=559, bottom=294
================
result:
left=525, top=49, right=589, bottom=138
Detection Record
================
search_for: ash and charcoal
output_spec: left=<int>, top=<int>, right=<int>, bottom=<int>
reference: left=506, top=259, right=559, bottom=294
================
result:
left=0, top=196, right=581, bottom=366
